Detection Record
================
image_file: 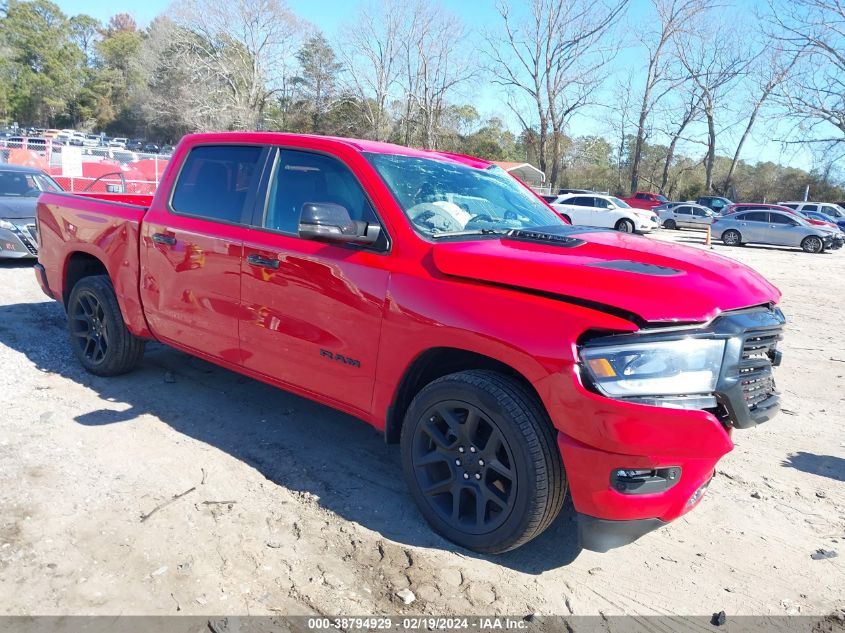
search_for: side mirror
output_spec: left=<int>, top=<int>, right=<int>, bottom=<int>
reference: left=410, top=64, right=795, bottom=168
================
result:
left=298, top=202, right=380, bottom=245
left=607, top=203, right=617, bottom=210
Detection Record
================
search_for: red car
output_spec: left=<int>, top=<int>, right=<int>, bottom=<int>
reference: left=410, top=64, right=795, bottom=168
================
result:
left=34, top=133, right=785, bottom=554
left=621, top=191, right=669, bottom=210
left=721, top=202, right=838, bottom=229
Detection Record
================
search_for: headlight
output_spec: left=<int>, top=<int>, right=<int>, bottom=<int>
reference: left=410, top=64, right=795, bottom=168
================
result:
left=0, top=219, right=15, bottom=230
left=580, top=338, right=726, bottom=398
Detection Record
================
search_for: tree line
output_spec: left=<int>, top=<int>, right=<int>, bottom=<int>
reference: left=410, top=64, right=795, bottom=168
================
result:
left=0, top=0, right=843, bottom=201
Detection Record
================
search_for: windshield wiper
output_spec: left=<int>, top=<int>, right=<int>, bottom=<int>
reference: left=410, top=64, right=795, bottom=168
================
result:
left=430, top=228, right=509, bottom=239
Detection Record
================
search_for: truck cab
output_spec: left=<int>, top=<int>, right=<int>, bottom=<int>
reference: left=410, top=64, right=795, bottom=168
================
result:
left=34, top=133, right=786, bottom=555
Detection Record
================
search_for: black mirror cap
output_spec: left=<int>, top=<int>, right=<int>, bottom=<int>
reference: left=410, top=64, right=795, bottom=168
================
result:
left=298, top=202, right=379, bottom=245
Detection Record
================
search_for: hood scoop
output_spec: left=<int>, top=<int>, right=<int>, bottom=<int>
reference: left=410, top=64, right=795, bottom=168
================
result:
left=503, top=227, right=587, bottom=248
left=588, top=260, right=683, bottom=276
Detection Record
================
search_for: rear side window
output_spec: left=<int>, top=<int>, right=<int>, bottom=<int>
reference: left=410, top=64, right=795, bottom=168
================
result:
left=781, top=203, right=798, bottom=210
left=171, top=145, right=265, bottom=223
left=568, top=196, right=593, bottom=206
left=802, top=204, right=818, bottom=212
left=741, top=212, right=769, bottom=222
left=265, top=149, right=381, bottom=236
left=676, top=206, right=691, bottom=215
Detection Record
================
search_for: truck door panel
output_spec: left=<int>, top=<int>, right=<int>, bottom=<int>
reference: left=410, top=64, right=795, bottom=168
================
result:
left=140, top=144, right=269, bottom=362
left=240, top=148, right=389, bottom=413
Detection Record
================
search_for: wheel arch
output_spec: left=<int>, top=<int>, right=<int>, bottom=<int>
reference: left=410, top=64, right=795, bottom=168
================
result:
left=384, top=347, right=543, bottom=444
left=63, top=251, right=108, bottom=308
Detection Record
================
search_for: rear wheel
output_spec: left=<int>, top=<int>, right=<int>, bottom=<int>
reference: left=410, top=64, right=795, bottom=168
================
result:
left=67, top=275, right=145, bottom=376
left=801, top=235, right=824, bottom=253
left=722, top=229, right=742, bottom=246
left=400, top=370, right=566, bottom=553
left=664, top=219, right=677, bottom=230
left=615, top=218, right=635, bottom=233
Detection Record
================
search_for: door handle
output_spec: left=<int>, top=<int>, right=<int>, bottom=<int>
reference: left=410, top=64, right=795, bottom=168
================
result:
left=152, top=232, right=176, bottom=246
left=247, top=254, right=280, bottom=269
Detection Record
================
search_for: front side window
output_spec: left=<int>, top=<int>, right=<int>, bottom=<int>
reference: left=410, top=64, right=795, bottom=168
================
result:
left=821, top=205, right=843, bottom=218
left=265, top=149, right=382, bottom=239
left=769, top=213, right=796, bottom=225
left=593, top=197, right=610, bottom=209
left=365, top=153, right=563, bottom=237
left=171, top=145, right=264, bottom=223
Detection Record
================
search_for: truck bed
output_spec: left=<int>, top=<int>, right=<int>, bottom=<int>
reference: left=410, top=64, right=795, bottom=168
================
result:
left=36, top=190, right=152, bottom=337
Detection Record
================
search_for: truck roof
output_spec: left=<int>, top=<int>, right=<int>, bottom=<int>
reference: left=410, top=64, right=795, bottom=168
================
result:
left=180, top=132, right=493, bottom=169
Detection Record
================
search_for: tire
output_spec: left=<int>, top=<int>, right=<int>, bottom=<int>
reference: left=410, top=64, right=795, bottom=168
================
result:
left=664, top=219, right=677, bottom=230
left=722, top=229, right=742, bottom=246
left=400, top=370, right=566, bottom=553
left=801, top=235, right=824, bottom=254
left=615, top=218, right=635, bottom=233
left=67, top=275, right=145, bottom=376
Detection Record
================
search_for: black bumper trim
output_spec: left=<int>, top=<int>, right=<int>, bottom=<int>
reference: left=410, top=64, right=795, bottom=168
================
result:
left=576, top=513, right=666, bottom=552
left=33, top=263, right=55, bottom=300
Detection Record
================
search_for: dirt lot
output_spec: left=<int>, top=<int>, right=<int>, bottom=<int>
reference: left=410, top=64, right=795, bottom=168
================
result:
left=1, top=230, right=844, bottom=619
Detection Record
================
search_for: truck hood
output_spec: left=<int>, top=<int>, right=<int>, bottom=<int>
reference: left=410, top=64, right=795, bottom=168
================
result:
left=431, top=229, right=781, bottom=324
left=0, top=196, right=38, bottom=220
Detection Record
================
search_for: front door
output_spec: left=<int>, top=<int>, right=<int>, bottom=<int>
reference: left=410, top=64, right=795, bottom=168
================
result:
left=240, top=148, right=390, bottom=414
left=140, top=144, right=269, bottom=363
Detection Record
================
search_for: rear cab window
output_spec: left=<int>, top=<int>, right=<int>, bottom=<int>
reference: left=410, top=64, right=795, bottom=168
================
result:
left=171, top=145, right=266, bottom=224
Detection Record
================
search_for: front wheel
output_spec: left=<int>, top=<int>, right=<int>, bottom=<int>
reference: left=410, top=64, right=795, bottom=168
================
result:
left=722, top=229, right=742, bottom=246
left=400, top=370, right=566, bottom=553
left=615, top=218, right=635, bottom=233
left=664, top=219, right=677, bottom=230
left=801, top=235, right=824, bottom=253
left=67, top=275, right=145, bottom=376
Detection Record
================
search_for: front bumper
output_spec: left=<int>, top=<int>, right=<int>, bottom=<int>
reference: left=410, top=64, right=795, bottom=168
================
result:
left=545, top=305, right=784, bottom=551
left=635, top=216, right=660, bottom=233
left=0, top=221, right=38, bottom=258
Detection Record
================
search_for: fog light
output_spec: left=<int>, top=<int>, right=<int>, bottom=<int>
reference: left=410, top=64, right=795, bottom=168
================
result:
left=686, top=478, right=711, bottom=507
left=611, top=467, right=681, bottom=495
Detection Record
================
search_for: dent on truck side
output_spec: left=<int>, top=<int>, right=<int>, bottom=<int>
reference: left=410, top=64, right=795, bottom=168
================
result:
left=37, top=194, right=152, bottom=338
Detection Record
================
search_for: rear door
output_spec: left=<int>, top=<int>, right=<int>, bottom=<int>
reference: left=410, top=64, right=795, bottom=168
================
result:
left=737, top=211, right=769, bottom=243
left=140, top=144, right=270, bottom=364
left=239, top=147, right=390, bottom=414
left=674, top=205, right=694, bottom=227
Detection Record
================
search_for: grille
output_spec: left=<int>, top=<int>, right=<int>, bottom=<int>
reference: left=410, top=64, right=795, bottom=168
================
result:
left=739, top=328, right=782, bottom=409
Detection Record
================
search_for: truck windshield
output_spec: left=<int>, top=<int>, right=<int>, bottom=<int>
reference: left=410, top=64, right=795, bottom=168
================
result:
left=365, top=152, right=563, bottom=237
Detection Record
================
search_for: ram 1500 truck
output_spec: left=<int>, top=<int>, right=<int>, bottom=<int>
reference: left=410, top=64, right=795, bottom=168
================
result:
left=35, top=133, right=785, bottom=554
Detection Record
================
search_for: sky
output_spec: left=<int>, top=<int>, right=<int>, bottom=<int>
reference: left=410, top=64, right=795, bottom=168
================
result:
left=50, top=0, right=817, bottom=172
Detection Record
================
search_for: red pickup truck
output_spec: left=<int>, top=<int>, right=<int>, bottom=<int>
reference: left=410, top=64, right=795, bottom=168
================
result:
left=34, top=132, right=785, bottom=554
left=623, top=191, right=669, bottom=210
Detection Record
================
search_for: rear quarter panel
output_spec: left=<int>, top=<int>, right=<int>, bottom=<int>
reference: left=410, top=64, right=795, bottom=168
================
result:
left=37, top=192, right=151, bottom=337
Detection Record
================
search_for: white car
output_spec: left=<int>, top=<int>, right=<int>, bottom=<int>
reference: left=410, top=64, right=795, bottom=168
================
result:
left=551, top=193, right=660, bottom=233
left=109, top=137, right=128, bottom=149
left=778, top=201, right=845, bottom=221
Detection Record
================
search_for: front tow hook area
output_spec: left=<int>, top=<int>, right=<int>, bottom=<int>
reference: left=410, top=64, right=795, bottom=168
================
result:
left=576, top=513, right=666, bottom=552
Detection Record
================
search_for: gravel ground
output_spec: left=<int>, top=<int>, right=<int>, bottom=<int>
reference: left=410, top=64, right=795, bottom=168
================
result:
left=0, top=230, right=843, bottom=619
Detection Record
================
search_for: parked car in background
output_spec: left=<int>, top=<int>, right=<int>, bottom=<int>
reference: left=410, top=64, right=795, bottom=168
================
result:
left=0, top=164, right=63, bottom=258
left=556, top=188, right=593, bottom=196
left=713, top=209, right=842, bottom=253
left=540, top=194, right=558, bottom=203
left=779, top=201, right=845, bottom=223
left=552, top=193, right=660, bottom=233
left=142, top=143, right=160, bottom=154
left=656, top=203, right=715, bottom=230
left=802, top=210, right=845, bottom=231
left=697, top=196, right=732, bottom=213
left=723, top=203, right=839, bottom=229
left=652, top=201, right=687, bottom=213
left=127, top=139, right=144, bottom=151
left=621, top=191, right=668, bottom=210
left=35, top=131, right=787, bottom=554
left=159, top=144, right=175, bottom=156
left=109, top=137, right=128, bottom=149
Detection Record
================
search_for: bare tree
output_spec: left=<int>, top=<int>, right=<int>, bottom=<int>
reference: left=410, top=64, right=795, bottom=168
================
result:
left=674, top=14, right=751, bottom=191
left=338, top=0, right=404, bottom=141
left=167, top=0, right=302, bottom=130
left=486, top=0, right=628, bottom=188
left=722, top=42, right=800, bottom=192
left=604, top=72, right=638, bottom=194
left=629, top=0, right=712, bottom=195
left=768, top=0, right=845, bottom=161
left=657, top=83, right=705, bottom=191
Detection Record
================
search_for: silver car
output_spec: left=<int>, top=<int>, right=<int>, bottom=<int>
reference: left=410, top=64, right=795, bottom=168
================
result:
left=657, top=203, right=714, bottom=230
left=713, top=209, right=842, bottom=253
